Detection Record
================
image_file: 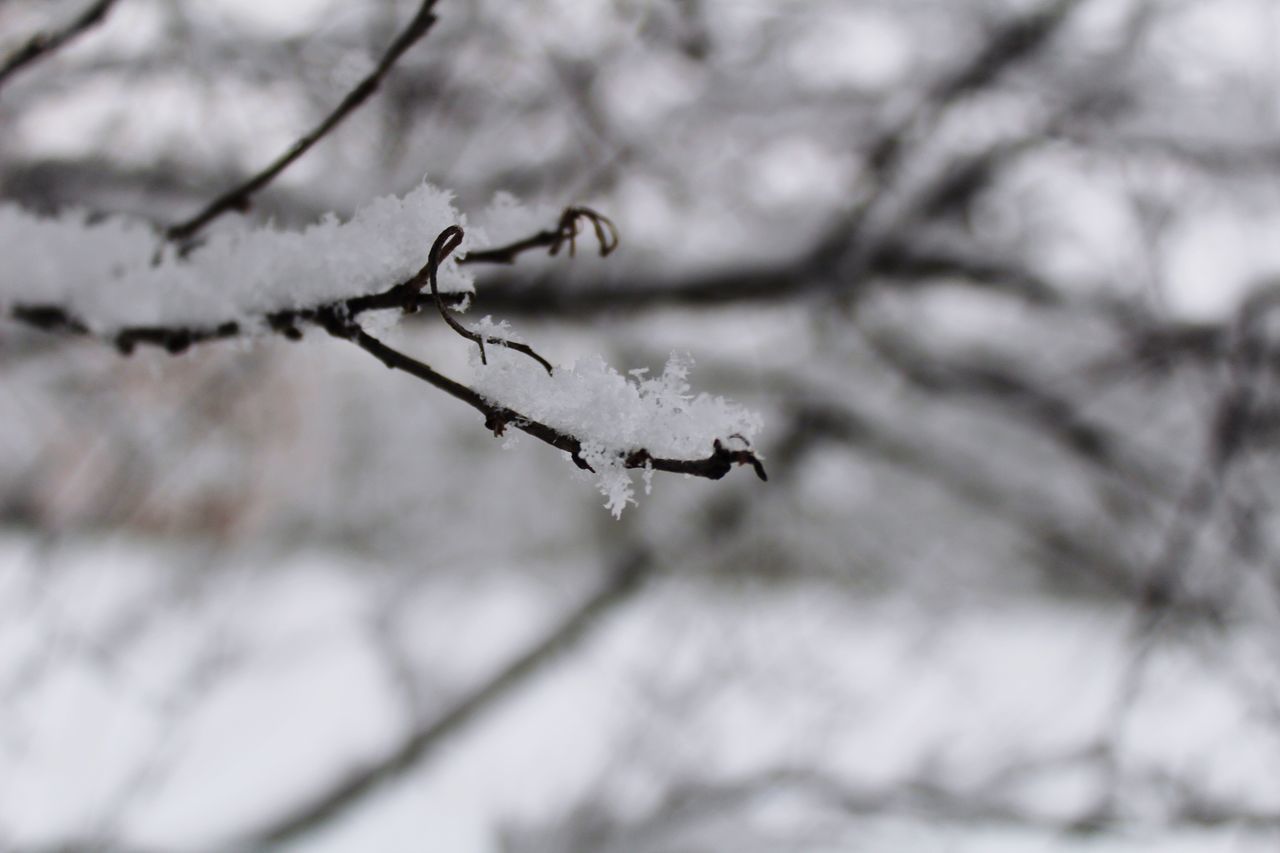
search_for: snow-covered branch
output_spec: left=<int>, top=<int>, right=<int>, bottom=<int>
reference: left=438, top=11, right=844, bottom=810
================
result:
left=3, top=188, right=766, bottom=514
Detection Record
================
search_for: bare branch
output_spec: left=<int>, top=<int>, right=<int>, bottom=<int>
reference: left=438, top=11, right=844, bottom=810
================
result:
left=249, top=550, right=656, bottom=845
left=867, top=0, right=1085, bottom=178
left=471, top=238, right=1060, bottom=318
left=164, top=0, right=441, bottom=245
left=461, top=206, right=618, bottom=266
left=859, top=329, right=1164, bottom=490
left=0, top=0, right=119, bottom=91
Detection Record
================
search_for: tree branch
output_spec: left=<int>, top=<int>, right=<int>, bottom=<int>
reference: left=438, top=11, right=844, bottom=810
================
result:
left=8, top=205, right=613, bottom=355
left=0, top=0, right=119, bottom=91
left=336, top=324, right=765, bottom=482
left=248, top=550, right=656, bottom=845
left=867, top=0, right=1084, bottom=177
left=164, top=0, right=441, bottom=245
left=470, top=238, right=1060, bottom=318
left=8, top=214, right=766, bottom=484
left=460, top=206, right=618, bottom=266
left=419, top=226, right=554, bottom=372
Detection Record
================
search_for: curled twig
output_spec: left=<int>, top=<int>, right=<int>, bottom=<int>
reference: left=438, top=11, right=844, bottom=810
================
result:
left=461, top=206, right=618, bottom=266
left=551, top=207, right=619, bottom=258
left=416, top=226, right=554, bottom=374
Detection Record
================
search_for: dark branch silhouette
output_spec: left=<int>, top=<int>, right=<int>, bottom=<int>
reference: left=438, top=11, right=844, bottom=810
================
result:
left=164, top=0, right=441, bottom=245
left=0, top=0, right=119, bottom=90
left=470, top=237, right=1060, bottom=317
left=461, top=206, right=618, bottom=265
left=338, top=325, right=764, bottom=482
left=417, top=225, right=553, bottom=372
left=866, top=0, right=1084, bottom=178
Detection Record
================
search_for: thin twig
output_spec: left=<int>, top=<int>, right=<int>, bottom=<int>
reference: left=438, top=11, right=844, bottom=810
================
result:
left=164, top=0, right=441, bottom=245
left=413, top=225, right=554, bottom=372
left=867, top=0, right=1084, bottom=178
left=461, top=206, right=618, bottom=266
left=335, top=323, right=765, bottom=481
left=0, top=0, right=119, bottom=91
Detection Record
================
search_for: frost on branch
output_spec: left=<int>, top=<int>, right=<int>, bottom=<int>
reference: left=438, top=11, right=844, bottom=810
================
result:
left=464, top=324, right=762, bottom=516
left=0, top=182, right=473, bottom=331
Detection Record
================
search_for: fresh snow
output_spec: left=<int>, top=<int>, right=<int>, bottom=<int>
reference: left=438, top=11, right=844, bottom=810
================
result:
left=3, top=186, right=762, bottom=516
left=463, top=330, right=763, bottom=516
left=0, top=182, right=474, bottom=331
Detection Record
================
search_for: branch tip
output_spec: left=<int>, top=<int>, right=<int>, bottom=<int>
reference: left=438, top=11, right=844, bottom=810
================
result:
left=552, top=207, right=619, bottom=258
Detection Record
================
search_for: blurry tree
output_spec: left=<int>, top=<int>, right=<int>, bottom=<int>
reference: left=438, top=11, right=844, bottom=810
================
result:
left=3, top=0, right=1280, bottom=850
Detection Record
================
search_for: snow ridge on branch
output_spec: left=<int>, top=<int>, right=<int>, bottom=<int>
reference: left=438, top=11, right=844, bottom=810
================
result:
left=4, top=191, right=765, bottom=514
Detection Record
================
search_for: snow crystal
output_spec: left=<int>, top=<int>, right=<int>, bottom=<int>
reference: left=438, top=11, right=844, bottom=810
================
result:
left=465, top=330, right=763, bottom=516
left=0, top=181, right=474, bottom=331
